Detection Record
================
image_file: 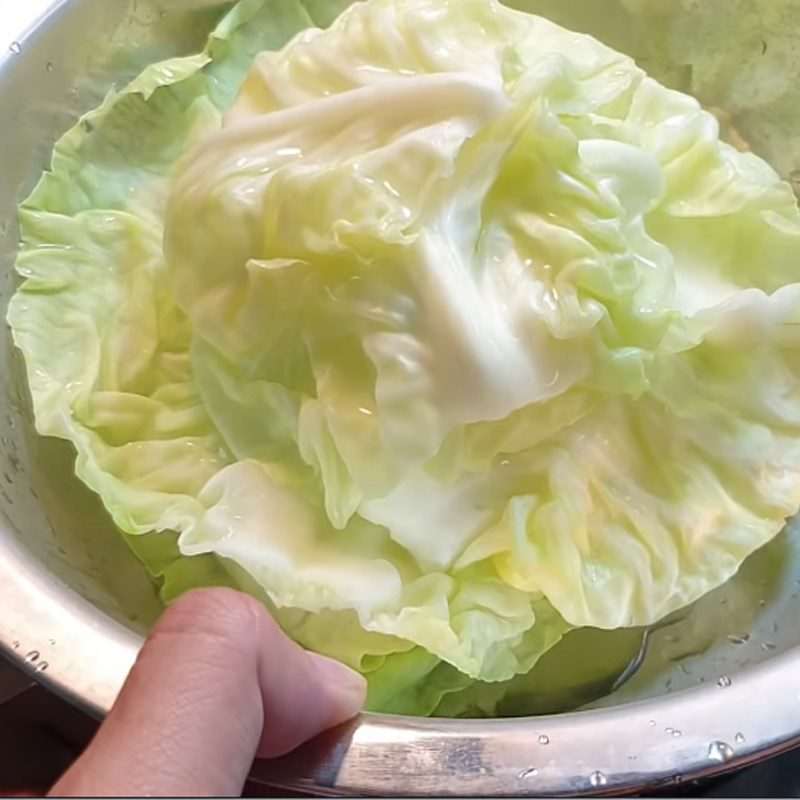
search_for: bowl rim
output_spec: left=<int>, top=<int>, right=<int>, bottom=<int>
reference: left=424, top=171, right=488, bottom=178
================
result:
left=2, top=521, right=800, bottom=796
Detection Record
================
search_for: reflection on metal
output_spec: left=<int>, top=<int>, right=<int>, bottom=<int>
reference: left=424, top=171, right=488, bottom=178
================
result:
left=0, top=0, right=56, bottom=54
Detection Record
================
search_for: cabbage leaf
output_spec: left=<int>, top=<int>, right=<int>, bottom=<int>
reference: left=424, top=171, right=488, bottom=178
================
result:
left=8, top=0, right=800, bottom=715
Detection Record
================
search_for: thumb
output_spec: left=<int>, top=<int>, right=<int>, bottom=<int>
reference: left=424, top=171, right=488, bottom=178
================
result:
left=51, top=588, right=365, bottom=797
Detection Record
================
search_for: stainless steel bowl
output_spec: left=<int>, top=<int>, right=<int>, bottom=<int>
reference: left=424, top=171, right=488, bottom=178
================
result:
left=2, top=1, right=800, bottom=795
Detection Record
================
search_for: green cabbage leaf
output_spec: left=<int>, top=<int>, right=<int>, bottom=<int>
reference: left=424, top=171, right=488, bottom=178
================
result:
left=8, top=0, right=800, bottom=715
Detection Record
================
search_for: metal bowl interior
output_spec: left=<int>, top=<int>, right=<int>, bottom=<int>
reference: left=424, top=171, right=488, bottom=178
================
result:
left=1, top=1, right=800, bottom=795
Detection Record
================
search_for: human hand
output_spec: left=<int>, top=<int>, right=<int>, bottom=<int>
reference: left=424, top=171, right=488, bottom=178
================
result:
left=50, top=589, right=366, bottom=797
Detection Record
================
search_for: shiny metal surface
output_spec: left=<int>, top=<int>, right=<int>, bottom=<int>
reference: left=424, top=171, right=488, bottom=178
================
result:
left=1, top=0, right=800, bottom=795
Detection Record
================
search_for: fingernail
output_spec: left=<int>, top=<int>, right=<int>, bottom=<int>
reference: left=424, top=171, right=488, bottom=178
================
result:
left=309, top=653, right=367, bottom=720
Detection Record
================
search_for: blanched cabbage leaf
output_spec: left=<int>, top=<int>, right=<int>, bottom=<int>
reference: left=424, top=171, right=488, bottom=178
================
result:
left=512, top=0, right=800, bottom=183
left=7, top=0, right=800, bottom=716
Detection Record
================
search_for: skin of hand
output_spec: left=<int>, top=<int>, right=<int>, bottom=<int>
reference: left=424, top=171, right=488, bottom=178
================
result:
left=49, top=588, right=367, bottom=798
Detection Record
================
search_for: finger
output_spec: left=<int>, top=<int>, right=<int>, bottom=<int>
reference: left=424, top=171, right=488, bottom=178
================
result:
left=50, top=588, right=366, bottom=798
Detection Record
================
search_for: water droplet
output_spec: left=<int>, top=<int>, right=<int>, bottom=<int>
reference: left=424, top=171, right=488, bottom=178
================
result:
left=518, top=768, right=538, bottom=780
left=24, top=650, right=39, bottom=664
left=45, top=61, right=54, bottom=72
left=47, top=639, right=55, bottom=647
left=761, top=641, right=776, bottom=652
left=538, top=734, right=550, bottom=745
left=727, top=634, right=750, bottom=645
left=707, top=741, right=734, bottom=763
left=648, top=720, right=657, bottom=727
left=589, top=771, right=608, bottom=788
left=735, top=733, right=746, bottom=744
left=672, top=729, right=682, bottom=738
left=9, top=42, right=21, bottom=55
left=717, top=675, right=732, bottom=688
left=34, top=661, right=48, bottom=674
left=665, top=727, right=674, bottom=735
left=11, top=641, right=19, bottom=650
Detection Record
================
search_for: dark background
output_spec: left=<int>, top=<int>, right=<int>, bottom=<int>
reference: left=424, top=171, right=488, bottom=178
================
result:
left=0, top=656, right=797, bottom=798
